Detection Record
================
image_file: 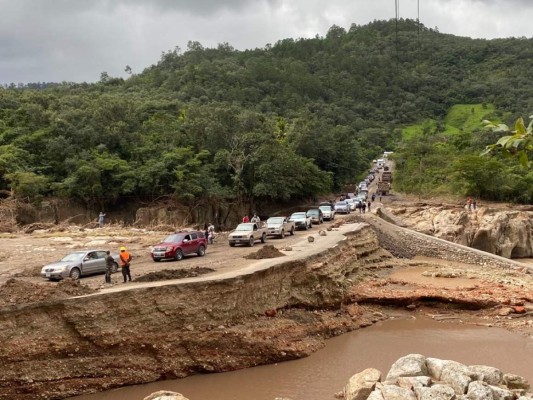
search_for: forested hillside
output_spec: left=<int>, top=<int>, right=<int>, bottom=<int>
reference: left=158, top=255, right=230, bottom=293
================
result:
left=1, top=18, right=533, bottom=210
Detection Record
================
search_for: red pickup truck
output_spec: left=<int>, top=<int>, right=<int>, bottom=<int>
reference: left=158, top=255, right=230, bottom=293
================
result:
left=151, top=231, right=207, bottom=262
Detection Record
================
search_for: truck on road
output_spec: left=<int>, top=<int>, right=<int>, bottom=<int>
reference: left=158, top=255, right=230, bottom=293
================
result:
left=377, top=181, right=391, bottom=195
left=228, top=223, right=268, bottom=247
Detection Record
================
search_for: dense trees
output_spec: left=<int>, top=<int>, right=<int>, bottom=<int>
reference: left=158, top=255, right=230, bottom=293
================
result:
left=1, top=19, right=533, bottom=208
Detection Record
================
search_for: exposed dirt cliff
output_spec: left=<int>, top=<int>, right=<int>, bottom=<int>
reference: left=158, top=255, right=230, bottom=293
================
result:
left=0, top=224, right=396, bottom=400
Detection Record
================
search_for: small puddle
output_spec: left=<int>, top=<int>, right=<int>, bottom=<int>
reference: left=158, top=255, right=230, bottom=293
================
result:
left=390, top=265, right=481, bottom=289
left=71, top=317, right=533, bottom=400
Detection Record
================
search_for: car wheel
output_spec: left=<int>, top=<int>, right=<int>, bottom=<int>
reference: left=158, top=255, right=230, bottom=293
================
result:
left=174, top=249, right=184, bottom=261
left=197, top=245, right=206, bottom=256
left=261, top=233, right=266, bottom=243
left=290, top=227, right=295, bottom=235
left=111, top=262, right=119, bottom=272
left=248, top=236, right=255, bottom=247
left=280, top=229, right=285, bottom=239
left=69, top=267, right=81, bottom=280
left=229, top=242, right=235, bottom=247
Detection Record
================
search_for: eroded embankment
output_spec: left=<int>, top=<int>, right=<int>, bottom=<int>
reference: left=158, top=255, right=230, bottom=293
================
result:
left=0, top=224, right=395, bottom=400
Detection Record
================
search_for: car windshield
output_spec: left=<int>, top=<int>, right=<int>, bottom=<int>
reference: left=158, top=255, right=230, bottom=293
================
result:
left=267, top=217, right=284, bottom=224
left=345, top=199, right=354, bottom=203
left=319, top=206, right=331, bottom=211
left=235, top=224, right=254, bottom=231
left=60, top=252, right=85, bottom=262
left=335, top=202, right=346, bottom=206
left=290, top=213, right=306, bottom=219
left=307, top=210, right=318, bottom=216
left=162, top=234, right=186, bottom=243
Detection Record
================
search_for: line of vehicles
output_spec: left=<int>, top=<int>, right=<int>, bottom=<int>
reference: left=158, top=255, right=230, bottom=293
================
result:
left=228, top=205, right=336, bottom=247
left=40, top=154, right=394, bottom=281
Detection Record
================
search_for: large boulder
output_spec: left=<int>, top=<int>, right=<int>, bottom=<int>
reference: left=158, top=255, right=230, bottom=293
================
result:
left=345, top=368, right=382, bottom=400
left=144, top=391, right=189, bottom=400
left=380, top=384, right=417, bottom=400
left=415, top=384, right=456, bottom=400
left=385, top=354, right=428, bottom=381
left=469, top=365, right=503, bottom=386
left=466, top=381, right=494, bottom=400
left=439, top=360, right=473, bottom=395
left=503, top=374, right=530, bottom=390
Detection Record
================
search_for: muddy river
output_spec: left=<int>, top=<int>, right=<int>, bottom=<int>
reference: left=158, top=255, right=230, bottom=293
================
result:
left=71, top=316, right=533, bottom=400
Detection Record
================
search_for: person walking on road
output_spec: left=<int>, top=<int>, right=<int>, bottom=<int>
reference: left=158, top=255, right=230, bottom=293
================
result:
left=104, top=250, right=114, bottom=284
left=367, top=201, right=372, bottom=212
left=119, top=246, right=132, bottom=283
left=362, top=202, right=366, bottom=214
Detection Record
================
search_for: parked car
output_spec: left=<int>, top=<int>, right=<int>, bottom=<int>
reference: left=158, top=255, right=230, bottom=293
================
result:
left=289, top=212, right=312, bottom=230
left=151, top=231, right=208, bottom=261
left=334, top=201, right=351, bottom=214
left=41, top=250, right=120, bottom=280
left=228, top=223, right=268, bottom=247
left=357, top=192, right=368, bottom=202
left=307, top=208, right=324, bottom=224
left=266, top=216, right=295, bottom=238
left=319, top=205, right=335, bottom=220
left=345, top=198, right=356, bottom=211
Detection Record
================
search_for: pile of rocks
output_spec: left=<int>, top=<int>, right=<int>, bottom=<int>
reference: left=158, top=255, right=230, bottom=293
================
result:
left=344, top=354, right=531, bottom=400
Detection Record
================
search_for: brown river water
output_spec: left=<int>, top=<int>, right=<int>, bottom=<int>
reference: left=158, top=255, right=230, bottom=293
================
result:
left=71, top=316, right=533, bottom=400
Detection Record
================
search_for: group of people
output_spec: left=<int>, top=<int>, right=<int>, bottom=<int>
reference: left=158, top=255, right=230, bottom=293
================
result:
left=465, top=197, right=477, bottom=211
left=104, top=246, right=132, bottom=284
left=356, top=200, right=372, bottom=213
left=242, top=214, right=261, bottom=223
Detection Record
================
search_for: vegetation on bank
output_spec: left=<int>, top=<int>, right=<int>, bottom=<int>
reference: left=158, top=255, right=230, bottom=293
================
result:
left=1, top=19, right=533, bottom=209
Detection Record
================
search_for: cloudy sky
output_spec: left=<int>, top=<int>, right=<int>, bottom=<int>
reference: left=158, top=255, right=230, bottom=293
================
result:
left=1, top=0, right=532, bottom=84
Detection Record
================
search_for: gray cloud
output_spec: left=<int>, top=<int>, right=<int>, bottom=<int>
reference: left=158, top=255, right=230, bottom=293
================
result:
left=0, top=0, right=532, bottom=84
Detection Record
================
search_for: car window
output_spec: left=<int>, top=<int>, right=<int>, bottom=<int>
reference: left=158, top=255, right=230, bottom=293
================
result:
left=163, top=234, right=185, bottom=243
left=86, top=252, right=97, bottom=260
left=191, top=233, right=198, bottom=240
left=96, top=251, right=107, bottom=259
left=184, top=234, right=191, bottom=241
left=61, top=253, right=85, bottom=262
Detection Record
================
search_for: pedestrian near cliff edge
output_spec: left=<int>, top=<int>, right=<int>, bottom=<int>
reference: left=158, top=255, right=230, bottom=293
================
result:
left=104, top=250, right=114, bottom=284
left=119, top=246, right=132, bottom=283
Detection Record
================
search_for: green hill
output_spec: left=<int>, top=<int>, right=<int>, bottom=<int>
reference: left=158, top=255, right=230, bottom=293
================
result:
left=1, top=18, right=533, bottom=208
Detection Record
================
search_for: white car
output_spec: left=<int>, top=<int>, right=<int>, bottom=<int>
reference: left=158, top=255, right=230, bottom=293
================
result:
left=289, top=212, right=312, bottom=230
left=266, top=216, right=295, bottom=238
left=345, top=198, right=356, bottom=211
left=319, top=205, right=335, bottom=220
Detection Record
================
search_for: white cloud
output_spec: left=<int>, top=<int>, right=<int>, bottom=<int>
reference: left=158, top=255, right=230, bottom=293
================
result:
left=0, top=0, right=531, bottom=83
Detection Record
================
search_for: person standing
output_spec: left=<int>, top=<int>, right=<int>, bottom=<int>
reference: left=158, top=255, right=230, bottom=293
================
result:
left=251, top=214, right=260, bottom=224
left=362, top=202, right=366, bottom=214
left=367, top=201, right=372, bottom=212
left=472, top=199, right=477, bottom=210
left=98, top=212, right=106, bottom=228
left=104, top=250, right=114, bottom=284
left=207, top=223, right=215, bottom=244
left=119, top=246, right=132, bottom=283
left=242, top=215, right=250, bottom=223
